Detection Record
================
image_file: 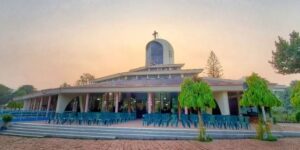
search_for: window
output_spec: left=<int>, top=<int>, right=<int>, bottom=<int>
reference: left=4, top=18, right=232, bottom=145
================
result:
left=149, top=42, right=163, bottom=65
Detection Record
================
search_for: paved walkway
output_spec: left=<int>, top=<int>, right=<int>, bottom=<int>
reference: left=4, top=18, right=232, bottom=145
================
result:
left=0, top=135, right=299, bottom=150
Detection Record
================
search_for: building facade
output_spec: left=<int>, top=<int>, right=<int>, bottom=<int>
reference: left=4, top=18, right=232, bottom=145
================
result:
left=16, top=36, right=269, bottom=118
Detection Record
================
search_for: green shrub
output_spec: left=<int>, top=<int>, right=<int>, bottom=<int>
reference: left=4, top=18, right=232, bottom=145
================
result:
left=296, top=112, right=300, bottom=122
left=2, top=114, right=13, bottom=123
left=287, top=114, right=296, bottom=122
left=264, top=134, right=278, bottom=141
left=272, top=117, right=277, bottom=124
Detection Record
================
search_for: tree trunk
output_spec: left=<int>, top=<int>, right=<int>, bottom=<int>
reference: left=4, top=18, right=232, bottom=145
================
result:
left=198, top=109, right=205, bottom=139
left=261, top=106, right=267, bottom=123
left=178, top=103, right=181, bottom=120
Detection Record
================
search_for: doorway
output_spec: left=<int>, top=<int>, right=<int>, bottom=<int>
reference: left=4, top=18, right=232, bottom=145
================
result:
left=229, top=97, right=239, bottom=115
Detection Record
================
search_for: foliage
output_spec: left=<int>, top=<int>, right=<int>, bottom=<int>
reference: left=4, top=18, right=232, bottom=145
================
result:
left=291, top=81, right=300, bottom=107
left=179, top=77, right=215, bottom=142
left=60, top=82, right=71, bottom=88
left=206, top=51, right=223, bottom=78
left=2, top=114, right=13, bottom=123
left=271, top=81, right=300, bottom=123
left=296, top=112, right=300, bottom=122
left=0, top=84, right=13, bottom=104
left=240, top=73, right=281, bottom=108
left=6, top=101, right=23, bottom=110
left=240, top=73, right=281, bottom=141
left=270, top=31, right=300, bottom=74
left=76, top=73, right=95, bottom=86
left=0, top=84, right=12, bottom=98
left=272, top=117, right=277, bottom=124
left=13, top=85, right=36, bottom=97
left=179, top=78, right=216, bottom=110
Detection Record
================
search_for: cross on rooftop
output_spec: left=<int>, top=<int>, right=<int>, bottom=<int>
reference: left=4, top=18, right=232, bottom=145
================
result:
left=152, top=30, right=158, bottom=39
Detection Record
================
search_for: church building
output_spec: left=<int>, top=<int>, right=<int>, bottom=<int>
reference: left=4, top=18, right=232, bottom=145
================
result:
left=16, top=32, right=271, bottom=118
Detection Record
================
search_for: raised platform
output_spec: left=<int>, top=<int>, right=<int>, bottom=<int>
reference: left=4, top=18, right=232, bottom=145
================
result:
left=1, top=121, right=300, bottom=140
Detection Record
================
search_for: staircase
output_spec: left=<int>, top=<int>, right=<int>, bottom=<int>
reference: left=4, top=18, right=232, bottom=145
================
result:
left=2, top=122, right=299, bottom=140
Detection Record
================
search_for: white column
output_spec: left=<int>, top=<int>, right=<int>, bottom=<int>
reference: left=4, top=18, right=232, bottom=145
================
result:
left=55, top=94, right=73, bottom=113
left=79, top=96, right=84, bottom=112
left=85, top=93, right=90, bottom=112
left=30, top=99, right=33, bottom=110
left=39, top=97, right=43, bottom=111
left=23, top=99, right=30, bottom=110
left=114, top=92, right=120, bottom=113
left=33, top=98, right=37, bottom=110
left=184, top=107, right=188, bottom=115
left=47, top=96, right=51, bottom=112
left=214, top=91, right=230, bottom=115
left=147, top=93, right=153, bottom=114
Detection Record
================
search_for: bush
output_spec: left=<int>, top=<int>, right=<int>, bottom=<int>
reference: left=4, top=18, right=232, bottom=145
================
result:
left=272, top=117, right=277, bottom=124
left=264, top=134, right=278, bottom=141
left=296, top=112, right=300, bottom=122
left=2, top=114, right=13, bottom=123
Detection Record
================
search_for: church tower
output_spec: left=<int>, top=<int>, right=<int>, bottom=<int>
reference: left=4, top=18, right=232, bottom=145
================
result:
left=145, top=31, right=174, bottom=66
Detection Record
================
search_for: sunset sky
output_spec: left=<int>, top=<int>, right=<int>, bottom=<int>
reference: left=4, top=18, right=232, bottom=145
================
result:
left=0, top=0, right=299, bottom=90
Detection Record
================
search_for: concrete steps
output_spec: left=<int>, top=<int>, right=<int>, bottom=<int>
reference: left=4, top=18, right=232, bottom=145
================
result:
left=1, top=122, right=298, bottom=140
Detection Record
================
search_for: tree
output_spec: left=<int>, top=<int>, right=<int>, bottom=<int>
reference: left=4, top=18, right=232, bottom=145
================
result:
left=0, top=84, right=13, bottom=105
left=240, top=73, right=281, bottom=122
left=270, top=31, right=300, bottom=74
left=206, top=51, right=223, bottom=78
left=60, top=82, right=71, bottom=88
left=179, top=77, right=215, bottom=141
left=7, top=101, right=23, bottom=110
left=13, top=85, right=36, bottom=97
left=0, top=84, right=12, bottom=97
left=76, top=73, right=95, bottom=86
left=291, top=81, right=300, bottom=108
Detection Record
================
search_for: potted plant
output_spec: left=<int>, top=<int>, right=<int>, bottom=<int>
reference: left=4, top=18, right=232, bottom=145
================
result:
left=1, top=114, right=13, bottom=130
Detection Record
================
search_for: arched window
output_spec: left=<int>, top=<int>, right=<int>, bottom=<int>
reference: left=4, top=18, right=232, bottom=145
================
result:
left=149, top=42, right=163, bottom=65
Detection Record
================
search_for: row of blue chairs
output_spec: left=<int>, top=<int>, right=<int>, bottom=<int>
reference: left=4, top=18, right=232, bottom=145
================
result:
left=142, top=113, right=250, bottom=129
left=192, top=114, right=250, bottom=129
left=48, top=112, right=136, bottom=125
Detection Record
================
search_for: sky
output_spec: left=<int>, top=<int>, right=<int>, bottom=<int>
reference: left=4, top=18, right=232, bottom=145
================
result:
left=0, top=0, right=299, bottom=90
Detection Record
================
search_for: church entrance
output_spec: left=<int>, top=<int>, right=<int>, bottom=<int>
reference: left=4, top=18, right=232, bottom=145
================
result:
left=229, top=97, right=239, bottom=115
left=120, top=93, right=147, bottom=119
left=132, top=93, right=147, bottom=119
